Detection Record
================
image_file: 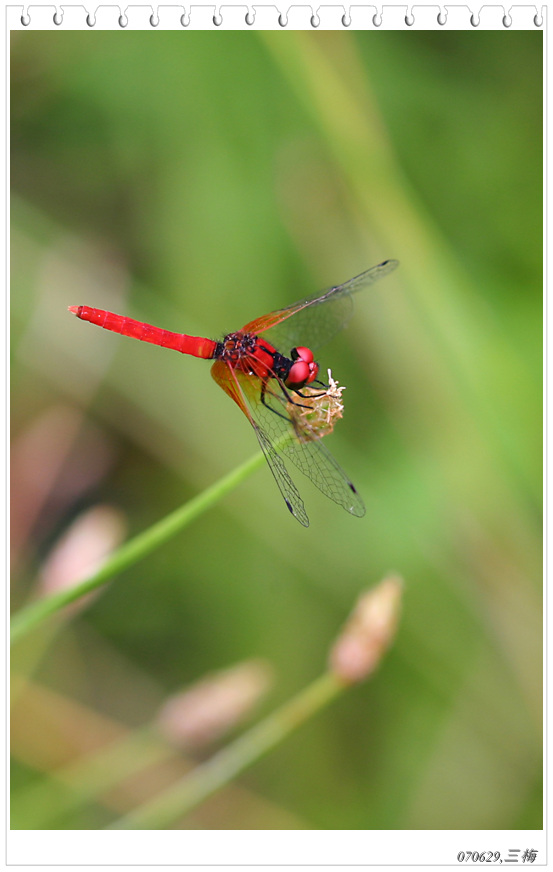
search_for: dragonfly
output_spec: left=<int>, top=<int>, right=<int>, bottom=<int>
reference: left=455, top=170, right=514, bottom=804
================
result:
left=69, top=259, right=398, bottom=527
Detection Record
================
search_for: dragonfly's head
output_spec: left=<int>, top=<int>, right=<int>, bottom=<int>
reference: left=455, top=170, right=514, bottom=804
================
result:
left=286, top=346, right=319, bottom=389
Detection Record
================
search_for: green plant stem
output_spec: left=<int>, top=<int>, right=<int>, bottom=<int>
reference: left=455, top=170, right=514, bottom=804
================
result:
left=10, top=450, right=267, bottom=645
left=109, top=670, right=345, bottom=829
left=11, top=725, right=169, bottom=828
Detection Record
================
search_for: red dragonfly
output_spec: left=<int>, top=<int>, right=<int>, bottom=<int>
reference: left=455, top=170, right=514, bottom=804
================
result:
left=69, top=259, right=398, bottom=527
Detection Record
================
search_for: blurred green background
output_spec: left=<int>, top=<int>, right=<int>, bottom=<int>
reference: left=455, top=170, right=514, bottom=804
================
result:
left=11, top=30, right=542, bottom=830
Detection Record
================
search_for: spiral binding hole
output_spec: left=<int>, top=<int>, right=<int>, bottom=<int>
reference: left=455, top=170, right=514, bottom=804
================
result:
left=19, top=2, right=521, bottom=31
left=534, top=12, right=543, bottom=27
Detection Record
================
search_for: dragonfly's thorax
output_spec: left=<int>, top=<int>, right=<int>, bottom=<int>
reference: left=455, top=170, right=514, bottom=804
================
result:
left=214, top=331, right=277, bottom=380
left=215, top=331, right=318, bottom=389
left=271, top=350, right=298, bottom=383
left=216, top=331, right=258, bottom=363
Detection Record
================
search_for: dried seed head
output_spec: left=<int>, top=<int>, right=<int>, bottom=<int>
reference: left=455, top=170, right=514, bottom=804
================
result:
left=329, top=575, right=403, bottom=684
left=290, top=369, right=346, bottom=442
left=156, top=659, right=273, bottom=750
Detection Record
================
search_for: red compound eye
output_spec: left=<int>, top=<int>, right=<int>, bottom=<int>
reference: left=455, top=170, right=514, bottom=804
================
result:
left=294, top=346, right=314, bottom=363
left=288, top=359, right=311, bottom=386
left=305, top=361, right=319, bottom=384
left=287, top=355, right=319, bottom=388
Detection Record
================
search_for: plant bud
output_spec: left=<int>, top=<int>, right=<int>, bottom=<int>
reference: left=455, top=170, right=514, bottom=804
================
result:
left=329, top=575, right=403, bottom=683
left=38, top=505, right=126, bottom=613
left=156, top=659, right=273, bottom=750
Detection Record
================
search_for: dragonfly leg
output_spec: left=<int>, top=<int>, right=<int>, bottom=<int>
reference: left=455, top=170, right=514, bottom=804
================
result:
left=260, top=380, right=312, bottom=420
left=295, top=388, right=326, bottom=399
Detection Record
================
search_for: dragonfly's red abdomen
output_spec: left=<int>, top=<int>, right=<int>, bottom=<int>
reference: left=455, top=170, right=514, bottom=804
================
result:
left=68, top=306, right=217, bottom=359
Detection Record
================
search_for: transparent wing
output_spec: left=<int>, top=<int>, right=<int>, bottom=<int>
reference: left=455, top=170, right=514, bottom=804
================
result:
left=211, top=359, right=309, bottom=527
left=260, top=295, right=354, bottom=355
left=253, top=423, right=310, bottom=527
left=235, top=369, right=366, bottom=519
left=243, top=260, right=399, bottom=353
